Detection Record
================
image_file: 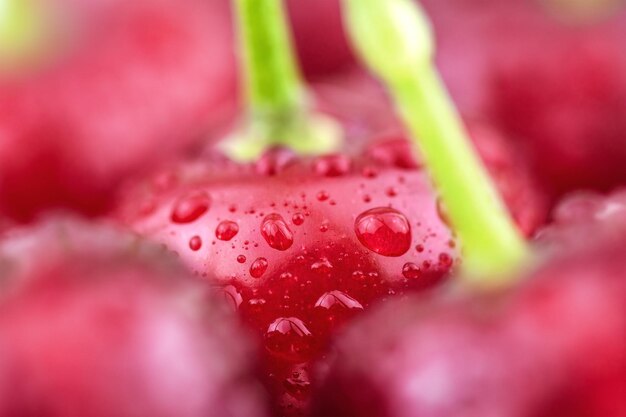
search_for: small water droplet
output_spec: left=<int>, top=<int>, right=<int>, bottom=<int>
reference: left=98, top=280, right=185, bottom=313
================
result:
left=355, top=207, right=412, bottom=257
left=362, top=194, right=372, bottom=203
left=261, top=214, right=294, bottom=251
left=385, top=187, right=398, bottom=197
left=362, top=166, right=378, bottom=178
left=189, top=236, right=202, bottom=251
left=439, top=253, right=453, bottom=268
left=237, top=255, right=247, bottom=264
left=416, top=244, right=425, bottom=253
left=216, top=220, right=239, bottom=241
left=311, top=258, right=333, bottom=274
left=314, top=291, right=364, bottom=311
left=171, top=191, right=211, bottom=224
left=317, top=191, right=330, bottom=202
left=319, top=222, right=329, bottom=233
left=265, top=317, right=315, bottom=362
left=402, top=262, right=421, bottom=279
left=292, top=212, right=305, bottom=226
left=256, top=147, right=297, bottom=176
left=250, top=257, right=269, bottom=278
left=313, top=154, right=352, bottom=177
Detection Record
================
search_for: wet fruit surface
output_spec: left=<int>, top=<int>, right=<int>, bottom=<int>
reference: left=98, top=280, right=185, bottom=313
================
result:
left=312, top=191, right=626, bottom=417
left=117, top=148, right=458, bottom=416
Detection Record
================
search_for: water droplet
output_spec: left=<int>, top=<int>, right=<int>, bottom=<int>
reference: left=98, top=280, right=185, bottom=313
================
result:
left=311, top=258, right=333, bottom=274
left=367, top=137, right=420, bottom=169
left=416, top=244, right=425, bottom=253
left=319, top=222, right=329, bottom=233
left=261, top=214, right=294, bottom=251
left=402, top=262, right=421, bottom=279
left=362, top=166, right=378, bottom=178
left=385, top=187, right=398, bottom=197
left=250, top=257, right=269, bottom=278
left=313, top=154, right=352, bottom=177
left=171, top=191, right=211, bottom=223
left=189, top=236, right=202, bottom=251
left=265, top=317, right=315, bottom=362
left=292, top=212, right=305, bottom=226
left=314, top=291, right=364, bottom=311
left=355, top=207, right=412, bottom=257
left=439, top=253, right=453, bottom=268
left=362, top=194, right=372, bottom=203
left=237, top=255, right=247, bottom=264
left=256, top=147, right=297, bottom=176
left=317, top=191, right=330, bottom=202
left=352, top=270, right=365, bottom=280
left=215, top=285, right=243, bottom=311
left=215, top=220, right=239, bottom=241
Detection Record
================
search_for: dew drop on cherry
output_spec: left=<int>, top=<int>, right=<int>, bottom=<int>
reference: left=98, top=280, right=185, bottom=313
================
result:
left=215, top=220, right=239, bottom=241
left=355, top=207, right=412, bottom=257
left=265, top=317, right=316, bottom=363
left=237, top=255, right=247, bottom=264
left=171, top=191, right=211, bottom=224
left=261, top=214, right=294, bottom=251
left=313, top=154, right=351, bottom=177
left=189, top=236, right=202, bottom=251
left=215, top=285, right=243, bottom=311
left=250, top=257, right=269, bottom=278
left=317, top=191, right=330, bottom=202
left=292, top=212, right=305, bottom=226
left=402, top=262, right=421, bottom=279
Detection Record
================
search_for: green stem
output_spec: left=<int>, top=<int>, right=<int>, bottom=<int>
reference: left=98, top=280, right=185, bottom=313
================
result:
left=0, top=0, right=46, bottom=69
left=344, top=0, right=530, bottom=285
left=235, top=0, right=303, bottom=116
left=223, top=0, right=341, bottom=161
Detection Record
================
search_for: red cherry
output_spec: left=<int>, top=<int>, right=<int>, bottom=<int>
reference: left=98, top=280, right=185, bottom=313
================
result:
left=116, top=149, right=458, bottom=416
left=0, top=218, right=269, bottom=417
left=312, top=192, right=626, bottom=417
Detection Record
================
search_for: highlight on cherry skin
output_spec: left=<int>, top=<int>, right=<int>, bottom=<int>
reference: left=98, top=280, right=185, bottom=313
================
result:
left=0, top=0, right=625, bottom=417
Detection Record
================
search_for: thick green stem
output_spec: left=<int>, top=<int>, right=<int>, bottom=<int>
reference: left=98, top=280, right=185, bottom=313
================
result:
left=223, top=0, right=341, bottom=161
left=235, top=0, right=303, bottom=116
left=344, top=0, right=530, bottom=285
left=0, top=0, right=47, bottom=69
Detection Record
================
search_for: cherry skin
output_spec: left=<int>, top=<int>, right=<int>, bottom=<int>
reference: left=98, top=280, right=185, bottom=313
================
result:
left=312, top=192, right=626, bottom=417
left=0, top=0, right=236, bottom=222
left=116, top=147, right=459, bottom=416
left=0, top=217, right=270, bottom=417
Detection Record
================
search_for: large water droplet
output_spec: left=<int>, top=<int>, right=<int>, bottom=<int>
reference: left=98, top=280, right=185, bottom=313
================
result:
left=265, top=317, right=315, bottom=362
left=215, top=220, right=239, bottom=241
left=261, top=214, right=294, bottom=251
left=355, top=207, right=412, bottom=256
left=250, top=257, right=269, bottom=278
left=171, top=191, right=211, bottom=223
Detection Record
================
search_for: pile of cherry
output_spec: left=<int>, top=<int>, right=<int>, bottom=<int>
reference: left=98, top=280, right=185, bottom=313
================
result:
left=1, top=1, right=625, bottom=416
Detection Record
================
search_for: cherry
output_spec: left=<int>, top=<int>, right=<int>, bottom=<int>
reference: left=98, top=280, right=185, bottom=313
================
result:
left=115, top=147, right=458, bottom=416
left=0, top=0, right=236, bottom=222
left=312, top=195, right=626, bottom=417
left=0, top=217, right=270, bottom=417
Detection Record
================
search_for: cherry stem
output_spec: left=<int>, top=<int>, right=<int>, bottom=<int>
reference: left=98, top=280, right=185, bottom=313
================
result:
left=344, top=0, right=530, bottom=285
left=0, top=0, right=46, bottom=70
left=223, top=0, right=341, bottom=161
